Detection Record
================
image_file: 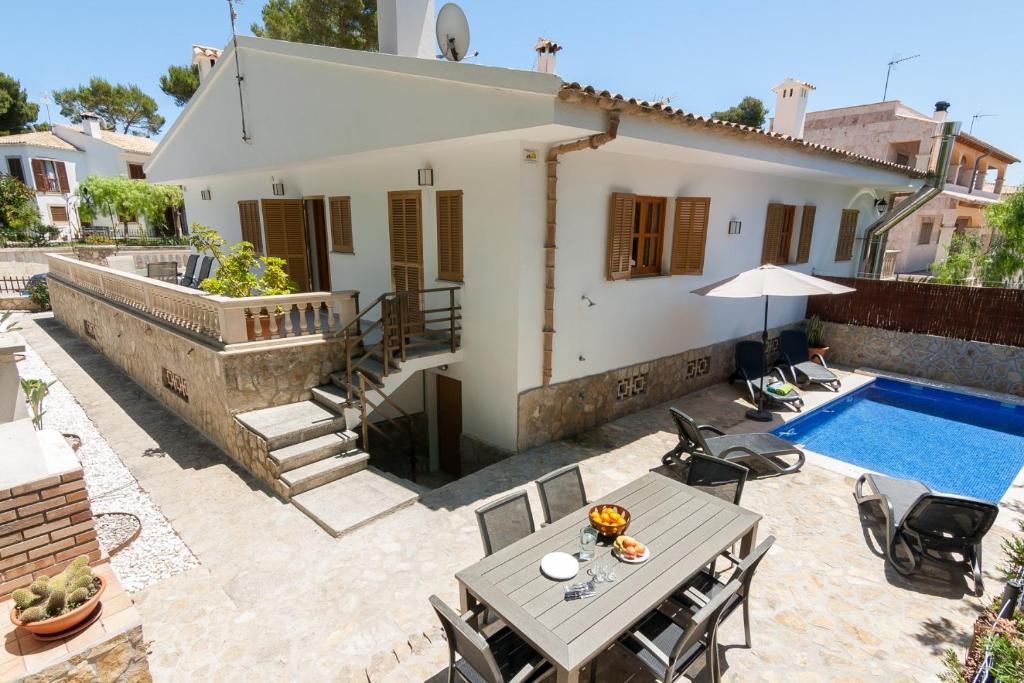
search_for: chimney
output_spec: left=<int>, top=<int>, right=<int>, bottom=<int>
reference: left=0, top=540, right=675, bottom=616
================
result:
left=534, top=38, right=562, bottom=74
left=378, top=0, right=436, bottom=58
left=928, top=101, right=953, bottom=173
left=770, top=77, right=815, bottom=139
left=933, top=100, right=950, bottom=124
left=192, top=45, right=222, bottom=84
left=81, top=112, right=103, bottom=139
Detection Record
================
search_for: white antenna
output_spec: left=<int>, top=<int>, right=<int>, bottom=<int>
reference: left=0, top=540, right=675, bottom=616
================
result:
left=39, top=91, right=53, bottom=128
left=435, top=3, right=471, bottom=61
left=882, top=54, right=919, bottom=101
left=969, top=112, right=997, bottom=135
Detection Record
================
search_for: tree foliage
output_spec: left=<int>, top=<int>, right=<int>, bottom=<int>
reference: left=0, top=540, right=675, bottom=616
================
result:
left=983, top=190, right=1024, bottom=287
left=0, top=174, right=39, bottom=240
left=159, top=64, right=200, bottom=107
left=931, top=232, right=984, bottom=285
left=711, top=96, right=768, bottom=128
left=76, top=176, right=183, bottom=237
left=0, top=72, right=39, bottom=135
left=189, top=226, right=297, bottom=297
left=53, top=78, right=164, bottom=136
left=251, top=0, right=377, bottom=50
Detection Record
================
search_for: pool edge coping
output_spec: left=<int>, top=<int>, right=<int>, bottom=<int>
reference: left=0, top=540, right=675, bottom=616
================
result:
left=854, top=367, right=1024, bottom=408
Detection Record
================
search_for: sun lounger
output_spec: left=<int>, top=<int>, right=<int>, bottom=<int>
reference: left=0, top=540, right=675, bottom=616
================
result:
left=729, top=340, right=803, bottom=412
left=665, top=408, right=805, bottom=475
left=777, top=330, right=840, bottom=391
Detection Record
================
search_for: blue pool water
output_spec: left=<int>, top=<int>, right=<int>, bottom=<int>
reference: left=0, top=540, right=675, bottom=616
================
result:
left=773, top=378, right=1024, bottom=502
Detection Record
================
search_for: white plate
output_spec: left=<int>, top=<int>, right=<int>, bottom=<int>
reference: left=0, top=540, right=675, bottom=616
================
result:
left=540, top=552, right=580, bottom=580
left=613, top=547, right=650, bottom=564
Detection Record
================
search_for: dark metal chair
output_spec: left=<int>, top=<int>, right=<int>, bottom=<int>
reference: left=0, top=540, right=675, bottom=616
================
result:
left=429, top=595, right=553, bottom=683
left=615, top=579, right=742, bottom=683
left=777, top=329, right=840, bottom=391
left=535, top=464, right=588, bottom=526
left=854, top=473, right=998, bottom=595
left=665, top=408, right=805, bottom=476
left=191, top=255, right=214, bottom=288
left=685, top=453, right=749, bottom=506
left=729, top=340, right=803, bottom=412
left=178, top=254, right=199, bottom=287
left=476, top=491, right=536, bottom=557
left=146, top=261, right=179, bottom=284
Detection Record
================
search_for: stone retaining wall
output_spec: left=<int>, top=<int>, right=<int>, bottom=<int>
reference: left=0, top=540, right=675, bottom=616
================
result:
left=0, top=246, right=190, bottom=277
left=821, top=322, right=1024, bottom=397
left=15, top=624, right=151, bottom=682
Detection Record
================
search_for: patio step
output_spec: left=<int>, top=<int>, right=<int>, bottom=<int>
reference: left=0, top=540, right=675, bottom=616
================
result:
left=279, top=449, right=370, bottom=496
left=268, top=430, right=358, bottom=473
left=330, top=356, right=390, bottom=388
left=235, top=400, right=347, bottom=450
left=290, top=467, right=422, bottom=537
left=311, top=384, right=351, bottom=414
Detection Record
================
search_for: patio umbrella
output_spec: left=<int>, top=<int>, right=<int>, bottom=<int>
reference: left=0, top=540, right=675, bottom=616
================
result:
left=691, top=264, right=854, bottom=421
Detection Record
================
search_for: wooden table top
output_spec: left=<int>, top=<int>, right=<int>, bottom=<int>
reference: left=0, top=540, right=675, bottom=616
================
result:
left=456, top=471, right=762, bottom=673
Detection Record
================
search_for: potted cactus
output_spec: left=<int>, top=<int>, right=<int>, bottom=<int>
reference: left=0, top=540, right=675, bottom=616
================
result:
left=805, top=315, right=829, bottom=364
left=9, top=556, right=106, bottom=636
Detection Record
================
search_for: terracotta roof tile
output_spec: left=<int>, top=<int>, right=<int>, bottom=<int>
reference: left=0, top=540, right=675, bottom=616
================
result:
left=0, top=131, right=78, bottom=151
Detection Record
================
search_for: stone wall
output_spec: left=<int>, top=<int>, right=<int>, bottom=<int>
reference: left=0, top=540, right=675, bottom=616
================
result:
left=49, top=279, right=346, bottom=497
left=821, top=322, right=1024, bottom=397
left=0, top=246, right=190, bottom=276
left=517, top=325, right=795, bottom=450
left=16, top=624, right=151, bottom=682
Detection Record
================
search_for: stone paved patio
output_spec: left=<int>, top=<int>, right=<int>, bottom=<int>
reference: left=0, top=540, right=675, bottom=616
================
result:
left=19, top=313, right=1014, bottom=681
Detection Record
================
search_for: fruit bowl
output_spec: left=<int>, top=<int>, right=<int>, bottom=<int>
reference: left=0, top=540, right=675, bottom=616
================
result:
left=588, top=504, right=630, bottom=536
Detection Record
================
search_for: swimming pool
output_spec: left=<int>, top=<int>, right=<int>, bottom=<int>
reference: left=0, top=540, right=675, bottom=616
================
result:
left=773, top=377, right=1024, bottom=502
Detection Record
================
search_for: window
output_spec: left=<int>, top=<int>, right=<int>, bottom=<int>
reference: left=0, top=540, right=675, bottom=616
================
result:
left=238, top=200, right=263, bottom=253
left=918, top=218, right=934, bottom=245
left=794, top=205, right=816, bottom=264
left=49, top=205, right=69, bottom=224
left=30, top=159, right=69, bottom=193
left=436, top=190, right=463, bottom=281
left=5, top=157, right=25, bottom=184
left=669, top=197, right=710, bottom=275
left=328, top=196, right=353, bottom=253
left=127, top=162, right=146, bottom=180
left=761, top=203, right=795, bottom=265
left=895, top=153, right=911, bottom=166
left=834, top=209, right=859, bottom=261
left=607, top=193, right=667, bottom=279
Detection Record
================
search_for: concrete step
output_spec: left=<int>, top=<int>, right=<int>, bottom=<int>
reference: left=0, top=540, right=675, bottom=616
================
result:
left=279, top=449, right=370, bottom=496
left=290, top=467, right=423, bottom=537
left=268, top=430, right=358, bottom=473
left=236, top=401, right=348, bottom=450
left=311, top=384, right=350, bottom=414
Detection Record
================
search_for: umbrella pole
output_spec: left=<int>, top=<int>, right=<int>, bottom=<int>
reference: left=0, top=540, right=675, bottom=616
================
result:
left=746, top=296, right=773, bottom=422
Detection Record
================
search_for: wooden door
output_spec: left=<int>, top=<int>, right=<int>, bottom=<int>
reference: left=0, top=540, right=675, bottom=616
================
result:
left=307, top=198, right=331, bottom=291
left=261, top=199, right=310, bottom=292
left=387, top=191, right=424, bottom=328
left=436, top=375, right=462, bottom=477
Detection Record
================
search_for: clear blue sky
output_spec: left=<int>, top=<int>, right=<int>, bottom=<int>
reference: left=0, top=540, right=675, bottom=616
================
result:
left=4, top=0, right=1022, bottom=183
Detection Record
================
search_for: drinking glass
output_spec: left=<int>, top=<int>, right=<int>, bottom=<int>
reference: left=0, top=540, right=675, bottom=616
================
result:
left=579, top=527, right=598, bottom=561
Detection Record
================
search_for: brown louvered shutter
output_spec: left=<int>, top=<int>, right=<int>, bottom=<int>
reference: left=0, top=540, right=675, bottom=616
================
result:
left=436, top=190, right=463, bottom=281
left=607, top=193, right=636, bottom=280
left=261, top=199, right=309, bottom=292
left=670, top=197, right=711, bottom=275
left=388, top=191, right=424, bottom=328
left=49, top=205, right=69, bottom=223
left=30, top=159, right=47, bottom=192
left=55, top=162, right=69, bottom=193
left=835, top=209, right=859, bottom=261
left=794, top=205, right=816, bottom=264
left=237, top=200, right=263, bottom=253
left=328, top=196, right=353, bottom=253
left=761, top=203, right=787, bottom=265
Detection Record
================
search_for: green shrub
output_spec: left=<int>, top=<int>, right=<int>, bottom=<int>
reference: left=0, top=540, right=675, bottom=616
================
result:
left=804, top=315, right=826, bottom=347
left=27, top=278, right=50, bottom=310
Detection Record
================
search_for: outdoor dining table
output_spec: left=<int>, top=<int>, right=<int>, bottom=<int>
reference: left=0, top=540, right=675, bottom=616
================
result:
left=455, top=471, right=762, bottom=683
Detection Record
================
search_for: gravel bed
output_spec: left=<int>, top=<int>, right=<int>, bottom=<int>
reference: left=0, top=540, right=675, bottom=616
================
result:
left=16, top=327, right=199, bottom=592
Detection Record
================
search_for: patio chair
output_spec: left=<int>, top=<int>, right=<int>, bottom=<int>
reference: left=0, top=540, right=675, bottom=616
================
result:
left=854, top=473, right=998, bottom=595
left=476, top=491, right=536, bottom=556
left=429, top=595, right=553, bottom=683
left=146, top=261, right=179, bottom=284
left=191, top=256, right=214, bottom=289
left=535, top=464, right=588, bottom=526
left=729, top=340, right=803, bottom=412
left=178, top=254, right=199, bottom=287
left=665, top=408, right=805, bottom=476
left=685, top=453, right=748, bottom=506
left=615, top=579, right=742, bottom=683
left=672, top=536, right=776, bottom=651
left=776, top=330, right=840, bottom=392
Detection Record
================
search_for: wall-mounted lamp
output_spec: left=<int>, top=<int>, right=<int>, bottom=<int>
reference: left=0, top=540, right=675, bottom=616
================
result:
left=727, top=220, right=742, bottom=235
left=873, top=198, right=889, bottom=214
left=417, top=168, right=434, bottom=187
left=438, top=364, right=449, bottom=372
left=200, top=188, right=212, bottom=201
left=271, top=177, right=285, bottom=196
left=581, top=294, right=597, bottom=307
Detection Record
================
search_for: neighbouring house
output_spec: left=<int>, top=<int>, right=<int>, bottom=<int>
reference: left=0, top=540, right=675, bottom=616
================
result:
left=0, top=114, right=166, bottom=239
left=802, top=100, right=1019, bottom=277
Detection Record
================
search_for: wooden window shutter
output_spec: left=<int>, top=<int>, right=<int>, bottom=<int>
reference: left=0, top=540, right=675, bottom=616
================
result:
left=237, top=200, right=263, bottom=253
left=761, top=203, right=787, bottom=265
left=55, top=162, right=69, bottom=193
left=436, top=190, right=463, bottom=281
left=49, top=205, right=69, bottom=223
left=328, top=196, right=353, bottom=253
left=30, top=159, right=46, bottom=191
left=607, top=193, right=636, bottom=280
left=387, top=191, right=424, bottom=328
left=835, top=209, right=859, bottom=261
left=261, top=199, right=309, bottom=291
left=670, top=197, right=711, bottom=275
left=794, top=205, right=816, bottom=264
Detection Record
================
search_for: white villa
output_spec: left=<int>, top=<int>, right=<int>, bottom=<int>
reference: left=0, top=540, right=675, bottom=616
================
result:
left=0, top=116, right=160, bottom=239
left=143, top=10, right=934, bottom=489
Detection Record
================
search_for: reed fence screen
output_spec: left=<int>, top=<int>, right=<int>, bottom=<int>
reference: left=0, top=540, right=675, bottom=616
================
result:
left=806, top=277, right=1024, bottom=348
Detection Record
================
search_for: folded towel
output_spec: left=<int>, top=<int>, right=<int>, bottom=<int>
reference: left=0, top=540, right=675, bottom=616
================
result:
left=767, top=382, right=795, bottom=396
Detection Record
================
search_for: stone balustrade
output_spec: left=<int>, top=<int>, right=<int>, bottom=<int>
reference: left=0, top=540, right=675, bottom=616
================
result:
left=47, top=253, right=358, bottom=347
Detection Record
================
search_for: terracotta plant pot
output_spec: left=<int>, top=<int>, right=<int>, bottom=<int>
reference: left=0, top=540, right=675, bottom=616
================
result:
left=10, top=575, right=106, bottom=636
left=809, top=346, right=830, bottom=365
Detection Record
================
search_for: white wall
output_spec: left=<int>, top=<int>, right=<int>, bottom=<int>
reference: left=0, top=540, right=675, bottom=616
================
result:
left=4, top=146, right=82, bottom=239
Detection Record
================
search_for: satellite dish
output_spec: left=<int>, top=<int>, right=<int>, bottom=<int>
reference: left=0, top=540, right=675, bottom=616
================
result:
left=436, top=3, right=470, bottom=62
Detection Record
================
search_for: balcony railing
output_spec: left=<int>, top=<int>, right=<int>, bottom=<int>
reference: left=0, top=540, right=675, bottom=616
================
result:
left=47, top=253, right=358, bottom=347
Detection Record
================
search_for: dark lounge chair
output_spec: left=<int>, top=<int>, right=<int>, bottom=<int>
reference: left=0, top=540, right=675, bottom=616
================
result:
left=178, top=254, right=199, bottom=287
left=729, top=340, right=803, bottom=412
left=854, top=473, right=998, bottom=595
left=777, top=329, right=840, bottom=392
left=191, top=256, right=214, bottom=289
left=665, top=408, right=805, bottom=475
